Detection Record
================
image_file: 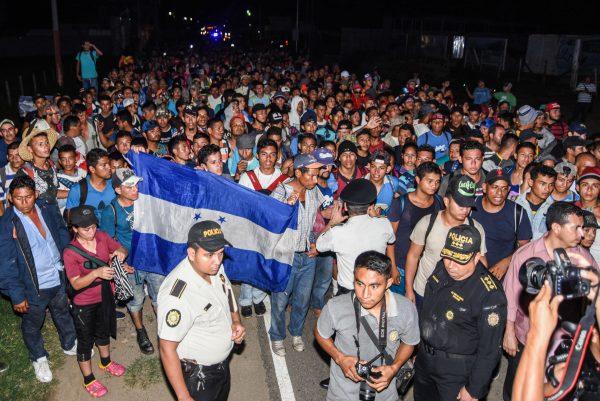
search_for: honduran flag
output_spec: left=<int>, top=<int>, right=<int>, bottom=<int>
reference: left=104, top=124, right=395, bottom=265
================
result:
left=126, top=151, right=298, bottom=292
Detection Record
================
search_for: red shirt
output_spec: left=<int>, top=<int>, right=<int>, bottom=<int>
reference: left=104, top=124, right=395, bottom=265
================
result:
left=64, top=230, right=121, bottom=306
left=334, top=167, right=364, bottom=198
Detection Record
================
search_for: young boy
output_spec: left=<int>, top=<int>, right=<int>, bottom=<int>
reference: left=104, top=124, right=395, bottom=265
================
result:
left=443, top=139, right=462, bottom=175
left=57, top=144, right=87, bottom=213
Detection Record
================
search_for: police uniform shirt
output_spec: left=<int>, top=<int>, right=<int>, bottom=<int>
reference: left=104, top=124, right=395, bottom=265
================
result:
left=157, top=257, right=236, bottom=366
left=317, top=291, right=420, bottom=401
left=420, top=260, right=507, bottom=399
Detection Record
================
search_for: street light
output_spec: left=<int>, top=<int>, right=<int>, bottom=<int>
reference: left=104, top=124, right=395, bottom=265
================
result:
left=246, top=9, right=251, bottom=17
left=168, top=11, right=172, bottom=16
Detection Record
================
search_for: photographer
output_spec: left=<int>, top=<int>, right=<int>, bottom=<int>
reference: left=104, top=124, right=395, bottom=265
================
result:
left=512, top=256, right=600, bottom=401
left=315, top=251, right=419, bottom=401
left=502, top=202, right=599, bottom=401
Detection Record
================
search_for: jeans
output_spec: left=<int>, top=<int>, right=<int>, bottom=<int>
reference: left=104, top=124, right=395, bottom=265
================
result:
left=126, top=271, right=165, bottom=313
left=239, top=284, right=266, bottom=307
left=269, top=252, right=316, bottom=341
left=82, top=77, right=98, bottom=90
left=21, top=284, right=77, bottom=361
left=310, top=254, right=333, bottom=310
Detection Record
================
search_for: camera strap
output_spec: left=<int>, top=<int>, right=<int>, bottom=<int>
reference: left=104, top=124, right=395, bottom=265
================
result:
left=544, top=303, right=597, bottom=401
left=352, top=291, right=388, bottom=365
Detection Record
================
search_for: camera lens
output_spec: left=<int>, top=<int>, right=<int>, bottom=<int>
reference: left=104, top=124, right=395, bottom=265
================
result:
left=519, top=257, right=548, bottom=294
left=359, top=381, right=376, bottom=401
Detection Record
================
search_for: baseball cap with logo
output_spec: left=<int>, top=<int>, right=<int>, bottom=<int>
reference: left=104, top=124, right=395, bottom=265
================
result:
left=546, top=102, right=561, bottom=112
left=446, top=175, right=477, bottom=207
left=268, top=110, right=283, bottom=123
left=312, top=147, right=335, bottom=166
left=69, top=205, right=99, bottom=228
left=440, top=224, right=482, bottom=265
left=337, top=140, right=358, bottom=156
left=554, top=161, right=576, bottom=177
left=112, top=168, right=143, bottom=189
left=430, top=112, right=445, bottom=122
left=184, top=104, right=197, bottom=116
left=0, top=118, right=15, bottom=127
left=293, top=153, right=323, bottom=170
left=187, top=220, right=231, bottom=251
left=485, top=168, right=510, bottom=185
left=272, top=91, right=286, bottom=100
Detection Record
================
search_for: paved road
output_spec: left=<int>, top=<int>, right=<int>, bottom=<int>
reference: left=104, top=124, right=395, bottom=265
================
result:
left=51, top=285, right=507, bottom=401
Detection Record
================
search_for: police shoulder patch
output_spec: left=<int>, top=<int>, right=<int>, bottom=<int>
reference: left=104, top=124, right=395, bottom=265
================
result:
left=166, top=309, right=181, bottom=327
left=480, top=275, right=498, bottom=292
left=170, top=279, right=187, bottom=298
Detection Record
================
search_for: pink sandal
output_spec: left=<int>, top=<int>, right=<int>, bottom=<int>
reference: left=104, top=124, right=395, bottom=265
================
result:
left=98, top=361, right=126, bottom=377
left=84, top=380, right=108, bottom=398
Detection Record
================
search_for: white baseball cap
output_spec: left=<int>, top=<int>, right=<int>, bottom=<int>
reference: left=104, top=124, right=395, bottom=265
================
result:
left=340, top=70, right=350, bottom=78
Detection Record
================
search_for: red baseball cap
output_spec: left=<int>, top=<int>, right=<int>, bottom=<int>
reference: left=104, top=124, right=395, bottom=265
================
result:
left=578, top=166, right=600, bottom=184
left=431, top=113, right=446, bottom=122
left=546, top=102, right=561, bottom=111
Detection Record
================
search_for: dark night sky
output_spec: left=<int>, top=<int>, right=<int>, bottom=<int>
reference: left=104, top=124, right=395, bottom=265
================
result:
left=2, top=0, right=598, bottom=35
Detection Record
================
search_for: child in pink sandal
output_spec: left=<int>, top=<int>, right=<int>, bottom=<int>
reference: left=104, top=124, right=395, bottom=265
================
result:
left=63, top=206, right=131, bottom=398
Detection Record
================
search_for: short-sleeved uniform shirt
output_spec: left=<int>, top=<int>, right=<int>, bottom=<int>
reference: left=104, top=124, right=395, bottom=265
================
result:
left=316, top=214, right=395, bottom=290
left=470, top=197, right=532, bottom=267
left=410, top=211, right=487, bottom=296
left=157, top=257, right=235, bottom=366
left=317, top=291, right=420, bottom=401
left=63, top=230, right=121, bottom=305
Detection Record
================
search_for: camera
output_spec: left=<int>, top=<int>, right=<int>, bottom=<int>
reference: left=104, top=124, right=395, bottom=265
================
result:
left=519, top=248, right=592, bottom=299
left=547, top=336, right=599, bottom=400
left=356, top=360, right=382, bottom=401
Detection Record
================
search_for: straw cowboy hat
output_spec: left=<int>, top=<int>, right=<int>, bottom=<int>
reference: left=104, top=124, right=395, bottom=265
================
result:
left=18, top=127, right=59, bottom=162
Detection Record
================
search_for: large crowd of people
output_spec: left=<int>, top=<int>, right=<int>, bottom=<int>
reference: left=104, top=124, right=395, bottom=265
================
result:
left=0, top=44, right=599, bottom=401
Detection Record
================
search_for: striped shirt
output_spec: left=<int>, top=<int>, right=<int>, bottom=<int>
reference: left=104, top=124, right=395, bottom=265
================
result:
left=576, top=83, right=596, bottom=103
left=271, top=178, right=325, bottom=252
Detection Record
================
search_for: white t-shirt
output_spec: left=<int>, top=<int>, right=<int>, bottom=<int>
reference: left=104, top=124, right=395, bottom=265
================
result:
left=316, top=214, right=396, bottom=290
left=238, top=167, right=283, bottom=191
left=410, top=211, right=487, bottom=296
left=208, top=95, right=222, bottom=110
left=413, top=123, right=429, bottom=137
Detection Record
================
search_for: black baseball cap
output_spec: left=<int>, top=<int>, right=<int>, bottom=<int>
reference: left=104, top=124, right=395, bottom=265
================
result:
left=337, top=140, right=358, bottom=157
left=187, top=220, right=231, bottom=252
left=69, top=205, right=99, bottom=228
left=252, top=104, right=266, bottom=114
left=485, top=168, right=510, bottom=185
left=440, top=224, right=482, bottom=265
left=519, top=129, right=542, bottom=142
left=563, top=136, right=588, bottom=149
left=446, top=175, right=477, bottom=207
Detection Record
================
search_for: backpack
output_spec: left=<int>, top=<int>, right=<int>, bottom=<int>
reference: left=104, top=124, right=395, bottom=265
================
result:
left=424, top=211, right=474, bottom=246
left=63, top=179, right=89, bottom=224
left=513, top=203, right=524, bottom=250
left=246, top=170, right=288, bottom=195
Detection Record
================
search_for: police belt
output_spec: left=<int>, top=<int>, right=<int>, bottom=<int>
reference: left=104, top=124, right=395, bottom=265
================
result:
left=421, top=342, right=476, bottom=359
left=180, top=358, right=229, bottom=375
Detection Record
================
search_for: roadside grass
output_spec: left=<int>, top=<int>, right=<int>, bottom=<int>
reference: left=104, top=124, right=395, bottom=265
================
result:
left=124, top=356, right=163, bottom=388
left=0, top=297, right=65, bottom=401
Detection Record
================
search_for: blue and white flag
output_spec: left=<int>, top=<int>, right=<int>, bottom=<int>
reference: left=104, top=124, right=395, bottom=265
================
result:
left=127, top=151, right=298, bottom=292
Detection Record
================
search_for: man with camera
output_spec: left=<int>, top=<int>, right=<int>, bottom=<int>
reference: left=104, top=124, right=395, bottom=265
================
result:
left=502, top=201, right=599, bottom=401
left=414, top=224, right=507, bottom=401
left=315, top=251, right=420, bottom=401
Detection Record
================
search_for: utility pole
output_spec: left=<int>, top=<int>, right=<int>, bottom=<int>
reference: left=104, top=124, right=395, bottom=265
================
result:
left=295, top=0, right=299, bottom=53
left=51, top=0, right=64, bottom=87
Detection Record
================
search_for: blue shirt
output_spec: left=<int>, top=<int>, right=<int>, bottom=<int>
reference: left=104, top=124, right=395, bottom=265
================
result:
left=417, top=131, right=451, bottom=164
left=66, top=176, right=116, bottom=219
left=473, top=87, right=492, bottom=105
left=374, top=175, right=400, bottom=216
left=470, top=197, right=532, bottom=267
left=0, top=140, right=7, bottom=167
left=76, top=50, right=99, bottom=79
left=100, top=199, right=134, bottom=254
left=14, top=206, right=62, bottom=289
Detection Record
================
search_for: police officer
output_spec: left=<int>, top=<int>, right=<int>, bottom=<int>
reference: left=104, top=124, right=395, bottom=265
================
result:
left=315, top=251, right=420, bottom=401
left=157, top=221, right=246, bottom=401
left=414, top=224, right=507, bottom=401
